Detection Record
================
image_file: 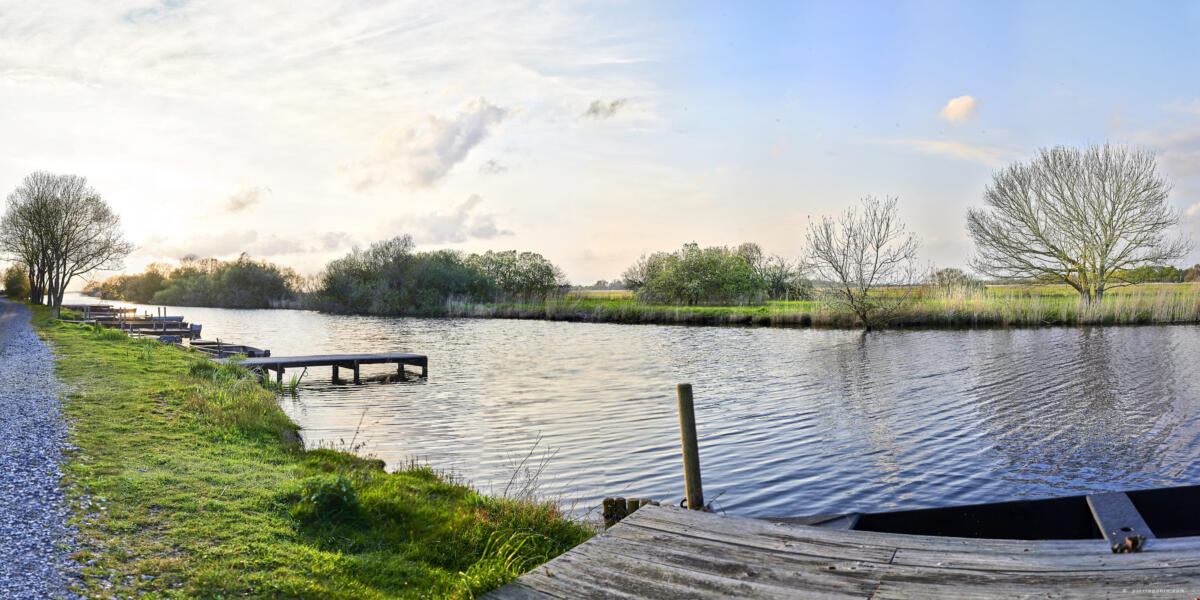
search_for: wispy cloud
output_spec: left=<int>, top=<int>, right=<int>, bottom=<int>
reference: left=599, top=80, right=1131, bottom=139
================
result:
left=341, top=98, right=509, bottom=189
left=224, top=186, right=269, bottom=212
left=583, top=99, right=626, bottom=119
left=1165, top=99, right=1200, bottom=115
left=404, top=194, right=512, bottom=244
left=939, top=95, right=981, bottom=122
left=479, top=159, right=507, bottom=174
left=137, top=229, right=355, bottom=259
left=880, top=138, right=1015, bottom=166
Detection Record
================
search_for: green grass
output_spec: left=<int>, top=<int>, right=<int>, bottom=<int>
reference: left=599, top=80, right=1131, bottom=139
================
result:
left=30, top=306, right=592, bottom=599
left=447, top=282, right=1200, bottom=328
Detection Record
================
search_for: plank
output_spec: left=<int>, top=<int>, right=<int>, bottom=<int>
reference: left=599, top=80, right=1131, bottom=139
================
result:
left=625, top=509, right=897, bottom=563
left=1087, top=492, right=1155, bottom=548
left=514, top=550, right=756, bottom=600
left=584, top=527, right=873, bottom=597
left=483, top=583, right=557, bottom=599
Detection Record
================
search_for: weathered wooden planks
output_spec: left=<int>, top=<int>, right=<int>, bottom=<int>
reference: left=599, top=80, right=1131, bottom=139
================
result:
left=484, top=505, right=1200, bottom=599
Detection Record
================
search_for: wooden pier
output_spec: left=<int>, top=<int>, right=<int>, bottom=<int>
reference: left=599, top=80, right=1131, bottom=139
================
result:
left=486, top=504, right=1200, bottom=599
left=227, top=353, right=428, bottom=384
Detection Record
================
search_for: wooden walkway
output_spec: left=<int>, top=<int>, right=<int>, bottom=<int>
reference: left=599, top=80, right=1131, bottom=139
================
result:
left=229, top=353, right=428, bottom=383
left=485, top=505, right=1200, bottom=599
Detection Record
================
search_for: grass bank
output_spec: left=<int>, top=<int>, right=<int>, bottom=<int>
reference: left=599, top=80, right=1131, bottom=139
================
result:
left=31, top=305, right=591, bottom=599
left=446, top=283, right=1200, bottom=328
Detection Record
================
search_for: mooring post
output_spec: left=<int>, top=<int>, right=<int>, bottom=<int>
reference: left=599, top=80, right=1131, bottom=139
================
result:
left=396, top=362, right=407, bottom=381
left=332, top=365, right=339, bottom=384
left=353, top=360, right=361, bottom=384
left=276, top=367, right=284, bottom=385
left=677, top=383, right=704, bottom=510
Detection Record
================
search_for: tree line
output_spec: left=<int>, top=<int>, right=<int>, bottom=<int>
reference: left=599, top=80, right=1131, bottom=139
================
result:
left=313, top=235, right=565, bottom=314
left=83, top=254, right=302, bottom=309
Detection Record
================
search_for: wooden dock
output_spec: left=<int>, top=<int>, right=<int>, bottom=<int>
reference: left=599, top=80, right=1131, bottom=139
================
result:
left=486, top=504, right=1200, bottom=599
left=227, top=353, right=428, bottom=384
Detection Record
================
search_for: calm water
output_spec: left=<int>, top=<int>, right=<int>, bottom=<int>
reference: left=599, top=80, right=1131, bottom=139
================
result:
left=65, top=294, right=1200, bottom=518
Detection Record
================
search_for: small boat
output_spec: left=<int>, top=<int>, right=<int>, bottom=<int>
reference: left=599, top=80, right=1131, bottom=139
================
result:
left=775, top=483, right=1200, bottom=552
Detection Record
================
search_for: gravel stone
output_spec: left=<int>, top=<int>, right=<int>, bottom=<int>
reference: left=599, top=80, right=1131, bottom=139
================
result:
left=0, top=300, right=80, bottom=599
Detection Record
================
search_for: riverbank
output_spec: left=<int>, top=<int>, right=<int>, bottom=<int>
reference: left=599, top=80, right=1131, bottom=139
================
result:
left=29, top=304, right=592, bottom=599
left=446, top=284, right=1200, bottom=328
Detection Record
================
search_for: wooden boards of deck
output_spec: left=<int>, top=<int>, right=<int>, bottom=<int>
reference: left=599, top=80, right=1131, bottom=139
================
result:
left=485, top=504, right=1200, bottom=599
left=235, top=353, right=427, bottom=369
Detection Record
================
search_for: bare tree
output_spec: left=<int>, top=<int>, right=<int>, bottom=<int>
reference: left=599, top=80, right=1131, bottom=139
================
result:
left=805, top=196, right=921, bottom=328
left=0, top=172, right=133, bottom=315
left=967, top=144, right=1189, bottom=303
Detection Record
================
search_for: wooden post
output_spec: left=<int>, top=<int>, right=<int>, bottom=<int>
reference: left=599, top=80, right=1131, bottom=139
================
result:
left=677, top=383, right=704, bottom=510
left=332, top=365, right=339, bottom=384
left=396, top=362, right=407, bottom=381
left=276, top=367, right=284, bottom=385
left=353, top=360, right=360, bottom=384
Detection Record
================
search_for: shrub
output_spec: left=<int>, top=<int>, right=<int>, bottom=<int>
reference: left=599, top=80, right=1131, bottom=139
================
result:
left=280, top=475, right=362, bottom=525
left=3, top=264, right=30, bottom=299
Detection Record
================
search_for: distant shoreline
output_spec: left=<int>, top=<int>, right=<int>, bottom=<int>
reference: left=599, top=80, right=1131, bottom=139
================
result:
left=77, top=282, right=1200, bottom=330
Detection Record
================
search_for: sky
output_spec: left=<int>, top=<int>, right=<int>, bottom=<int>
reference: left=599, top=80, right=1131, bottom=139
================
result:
left=4, top=0, right=1200, bottom=285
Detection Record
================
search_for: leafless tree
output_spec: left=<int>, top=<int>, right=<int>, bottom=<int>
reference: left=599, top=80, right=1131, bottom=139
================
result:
left=967, top=144, right=1189, bottom=303
left=0, top=172, right=133, bottom=315
left=805, top=196, right=921, bottom=328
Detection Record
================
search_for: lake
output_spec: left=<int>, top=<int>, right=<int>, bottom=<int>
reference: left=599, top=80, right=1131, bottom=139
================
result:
left=64, top=294, right=1200, bottom=518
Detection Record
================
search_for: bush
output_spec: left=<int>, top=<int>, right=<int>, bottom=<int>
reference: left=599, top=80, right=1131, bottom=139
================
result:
left=280, top=475, right=362, bottom=525
left=3, top=264, right=30, bottom=299
left=625, top=243, right=765, bottom=305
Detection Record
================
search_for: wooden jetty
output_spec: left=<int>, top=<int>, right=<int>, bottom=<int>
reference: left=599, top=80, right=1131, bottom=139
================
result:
left=486, top=503, right=1200, bottom=599
left=489, top=383, right=1200, bottom=598
left=225, top=353, right=428, bottom=384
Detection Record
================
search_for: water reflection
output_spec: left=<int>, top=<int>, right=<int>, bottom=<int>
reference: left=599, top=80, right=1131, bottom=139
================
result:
left=65, top=294, right=1200, bottom=517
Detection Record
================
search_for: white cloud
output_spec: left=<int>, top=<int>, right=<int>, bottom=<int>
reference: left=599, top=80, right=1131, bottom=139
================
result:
left=404, top=194, right=512, bottom=244
left=880, top=138, right=1015, bottom=166
left=1186, top=202, right=1200, bottom=218
left=224, top=186, right=269, bottom=212
left=939, top=95, right=981, bottom=122
left=583, top=99, right=627, bottom=119
left=136, top=229, right=355, bottom=260
left=341, top=98, right=509, bottom=189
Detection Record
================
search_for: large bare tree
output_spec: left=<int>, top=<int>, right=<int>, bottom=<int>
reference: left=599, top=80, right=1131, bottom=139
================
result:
left=805, top=196, right=921, bottom=328
left=967, top=144, right=1189, bottom=303
left=0, top=172, right=133, bottom=314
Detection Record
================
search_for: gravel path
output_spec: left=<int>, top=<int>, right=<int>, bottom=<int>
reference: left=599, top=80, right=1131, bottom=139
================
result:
left=0, top=299, right=79, bottom=599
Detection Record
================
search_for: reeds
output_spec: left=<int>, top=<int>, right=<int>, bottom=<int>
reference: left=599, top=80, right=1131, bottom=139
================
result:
left=443, top=283, right=1200, bottom=329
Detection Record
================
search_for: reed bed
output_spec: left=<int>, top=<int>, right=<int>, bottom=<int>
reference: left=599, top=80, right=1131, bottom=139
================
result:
left=447, top=283, right=1200, bottom=329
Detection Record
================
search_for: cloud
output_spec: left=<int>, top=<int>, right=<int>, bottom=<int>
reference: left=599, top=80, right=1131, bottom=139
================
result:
left=405, top=194, right=512, bottom=244
left=136, top=229, right=355, bottom=259
left=1165, top=99, right=1200, bottom=115
left=224, top=186, right=269, bottom=212
left=881, top=138, right=1015, bottom=166
left=342, top=98, right=509, bottom=189
left=583, top=98, right=626, bottom=119
left=479, top=159, right=507, bottom=174
left=1186, top=202, right=1200, bottom=218
left=316, top=231, right=355, bottom=251
left=939, top=95, right=981, bottom=122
